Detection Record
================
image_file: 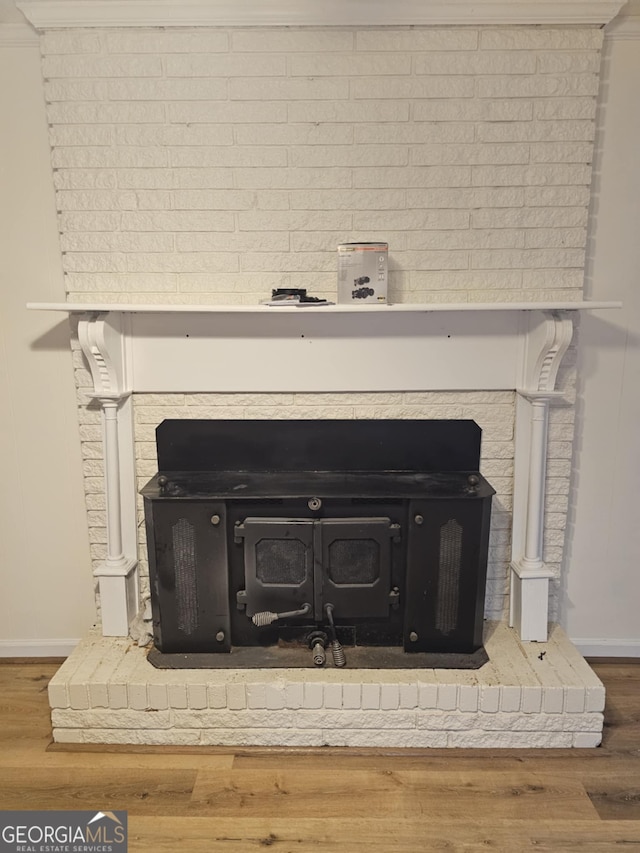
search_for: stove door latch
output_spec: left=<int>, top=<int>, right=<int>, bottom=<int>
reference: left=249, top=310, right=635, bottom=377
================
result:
left=251, top=603, right=312, bottom=627
left=235, top=590, right=312, bottom=627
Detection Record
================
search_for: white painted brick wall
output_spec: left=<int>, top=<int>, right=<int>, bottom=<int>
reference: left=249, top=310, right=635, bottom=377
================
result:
left=42, top=24, right=600, bottom=623
left=41, top=25, right=601, bottom=305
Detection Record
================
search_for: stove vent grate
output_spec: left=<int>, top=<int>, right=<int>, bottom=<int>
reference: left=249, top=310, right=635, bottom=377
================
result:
left=328, top=539, right=380, bottom=585
left=256, top=539, right=307, bottom=585
left=435, top=518, right=463, bottom=636
left=172, top=517, right=199, bottom=635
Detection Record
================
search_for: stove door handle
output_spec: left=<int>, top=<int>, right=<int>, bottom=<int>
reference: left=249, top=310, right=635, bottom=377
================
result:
left=251, top=603, right=311, bottom=627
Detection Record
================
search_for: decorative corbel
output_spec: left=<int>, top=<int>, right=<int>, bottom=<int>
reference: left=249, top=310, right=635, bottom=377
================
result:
left=510, top=311, right=575, bottom=642
left=521, top=311, right=574, bottom=397
left=77, top=312, right=129, bottom=397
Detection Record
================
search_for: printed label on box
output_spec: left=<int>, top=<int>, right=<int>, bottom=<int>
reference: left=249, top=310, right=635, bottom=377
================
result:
left=337, top=243, right=388, bottom=304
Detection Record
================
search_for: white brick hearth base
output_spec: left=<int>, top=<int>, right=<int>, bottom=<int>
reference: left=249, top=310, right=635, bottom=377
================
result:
left=49, top=622, right=604, bottom=749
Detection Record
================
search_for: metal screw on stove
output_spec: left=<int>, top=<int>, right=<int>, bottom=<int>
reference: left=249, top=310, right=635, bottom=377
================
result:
left=210, top=514, right=221, bottom=526
left=308, top=497, right=322, bottom=511
left=414, top=514, right=424, bottom=526
left=409, top=631, right=419, bottom=643
left=215, top=631, right=225, bottom=643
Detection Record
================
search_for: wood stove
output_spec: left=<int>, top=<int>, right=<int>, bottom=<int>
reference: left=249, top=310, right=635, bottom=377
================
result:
left=142, top=419, right=495, bottom=669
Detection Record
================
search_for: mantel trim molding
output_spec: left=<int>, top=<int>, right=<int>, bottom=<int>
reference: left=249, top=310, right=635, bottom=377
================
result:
left=0, top=22, right=39, bottom=45
left=605, top=13, right=640, bottom=38
left=16, top=0, right=626, bottom=29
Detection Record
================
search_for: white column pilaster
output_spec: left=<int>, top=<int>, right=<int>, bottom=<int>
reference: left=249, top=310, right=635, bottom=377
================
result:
left=511, top=312, right=574, bottom=642
left=78, top=314, right=138, bottom=636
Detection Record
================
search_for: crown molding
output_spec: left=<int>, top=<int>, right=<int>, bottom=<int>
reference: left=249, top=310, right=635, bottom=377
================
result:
left=605, top=13, right=640, bottom=38
left=0, top=22, right=38, bottom=45
left=16, top=0, right=626, bottom=29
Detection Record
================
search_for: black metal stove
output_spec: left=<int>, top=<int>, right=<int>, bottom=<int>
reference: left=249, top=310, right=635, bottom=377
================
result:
left=142, top=419, right=495, bottom=669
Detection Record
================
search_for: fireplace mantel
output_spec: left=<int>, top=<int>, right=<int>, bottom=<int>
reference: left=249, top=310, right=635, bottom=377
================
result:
left=27, top=300, right=619, bottom=396
left=29, top=300, right=620, bottom=644
left=27, top=300, right=621, bottom=314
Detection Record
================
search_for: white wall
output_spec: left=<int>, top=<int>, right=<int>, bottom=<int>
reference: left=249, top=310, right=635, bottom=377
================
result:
left=561, top=15, right=640, bottom=655
left=0, top=22, right=96, bottom=655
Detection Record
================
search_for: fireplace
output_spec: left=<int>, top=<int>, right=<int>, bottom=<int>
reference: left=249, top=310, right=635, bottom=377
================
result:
left=33, top=304, right=612, bottom=747
left=19, top=0, right=624, bottom=745
left=142, top=419, right=494, bottom=668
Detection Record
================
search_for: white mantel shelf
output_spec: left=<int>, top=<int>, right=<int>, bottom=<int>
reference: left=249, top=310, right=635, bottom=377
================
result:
left=28, top=301, right=620, bottom=315
left=28, top=297, right=620, bottom=643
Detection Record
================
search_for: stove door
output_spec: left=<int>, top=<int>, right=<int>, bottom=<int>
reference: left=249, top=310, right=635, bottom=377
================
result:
left=237, top=516, right=396, bottom=624
left=316, top=518, right=395, bottom=620
left=238, top=518, right=315, bottom=619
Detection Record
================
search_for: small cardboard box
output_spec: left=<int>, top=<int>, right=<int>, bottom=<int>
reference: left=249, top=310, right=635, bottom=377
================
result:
left=337, top=242, right=388, bottom=304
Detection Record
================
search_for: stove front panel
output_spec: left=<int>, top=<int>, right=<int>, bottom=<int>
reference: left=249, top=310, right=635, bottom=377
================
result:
left=145, top=492, right=492, bottom=660
left=145, top=499, right=231, bottom=654
left=226, top=498, right=407, bottom=650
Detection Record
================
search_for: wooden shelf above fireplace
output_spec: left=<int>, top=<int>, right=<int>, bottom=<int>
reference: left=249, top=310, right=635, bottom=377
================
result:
left=28, top=300, right=621, bottom=315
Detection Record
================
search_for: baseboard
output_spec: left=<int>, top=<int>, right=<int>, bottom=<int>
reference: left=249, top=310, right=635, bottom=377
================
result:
left=571, top=638, right=640, bottom=658
left=0, top=639, right=79, bottom=658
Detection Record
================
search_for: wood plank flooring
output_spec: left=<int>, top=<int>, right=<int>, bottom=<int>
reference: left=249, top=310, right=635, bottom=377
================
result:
left=0, top=659, right=639, bottom=851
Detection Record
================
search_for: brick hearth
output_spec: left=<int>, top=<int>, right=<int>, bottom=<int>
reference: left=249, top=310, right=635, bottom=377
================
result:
left=49, top=622, right=604, bottom=748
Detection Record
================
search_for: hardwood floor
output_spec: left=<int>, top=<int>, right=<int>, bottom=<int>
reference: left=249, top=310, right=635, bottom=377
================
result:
left=0, top=660, right=639, bottom=851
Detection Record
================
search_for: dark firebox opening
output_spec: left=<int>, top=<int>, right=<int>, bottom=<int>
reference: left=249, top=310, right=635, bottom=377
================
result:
left=142, top=420, right=495, bottom=669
